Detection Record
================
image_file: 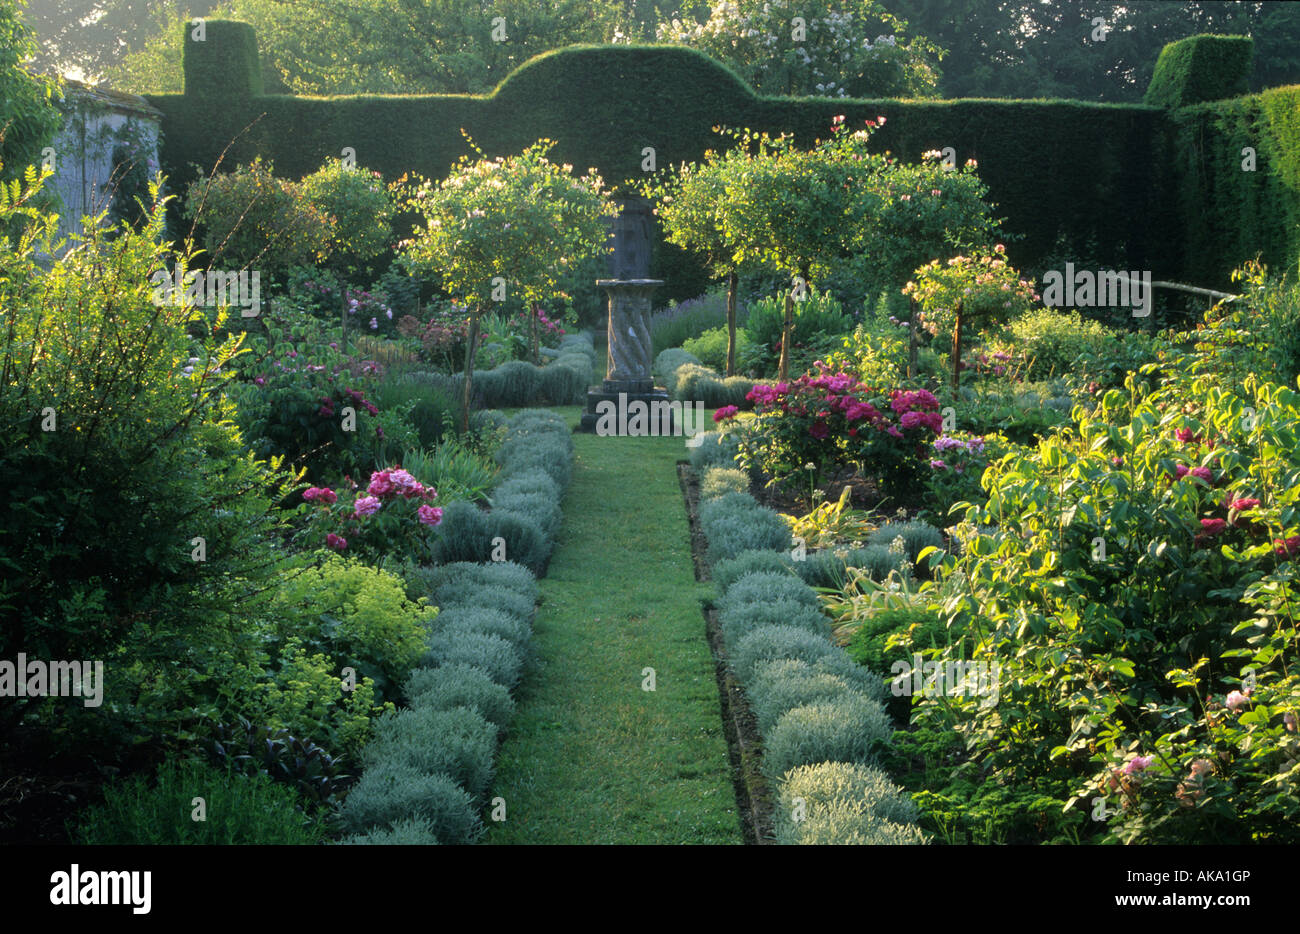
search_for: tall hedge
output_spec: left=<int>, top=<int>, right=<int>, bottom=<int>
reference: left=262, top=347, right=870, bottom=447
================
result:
left=1144, top=34, right=1254, bottom=110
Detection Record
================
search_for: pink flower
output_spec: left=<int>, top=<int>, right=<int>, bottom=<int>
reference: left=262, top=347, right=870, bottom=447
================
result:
left=367, top=470, right=396, bottom=497
left=417, top=504, right=443, bottom=526
left=353, top=495, right=381, bottom=517
left=1173, top=464, right=1189, bottom=479
left=930, top=458, right=947, bottom=469
left=1228, top=497, right=1259, bottom=511
left=1225, top=690, right=1249, bottom=710
left=388, top=468, right=423, bottom=497
left=254, top=376, right=265, bottom=386
left=1189, top=758, right=1214, bottom=777
left=809, top=420, right=830, bottom=440
left=1199, top=518, right=1227, bottom=535
left=1175, top=428, right=1198, bottom=443
left=886, top=426, right=903, bottom=439
left=325, top=533, right=347, bottom=551
left=714, top=405, right=739, bottom=422
left=1190, top=466, right=1212, bottom=482
left=1275, top=535, right=1300, bottom=557
left=930, top=189, right=941, bottom=197
left=1123, top=755, right=1154, bottom=775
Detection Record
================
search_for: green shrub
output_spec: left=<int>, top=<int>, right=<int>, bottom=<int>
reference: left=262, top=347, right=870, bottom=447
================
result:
left=712, top=549, right=795, bottom=592
left=654, top=348, right=702, bottom=393
left=751, top=657, right=886, bottom=706
left=538, top=353, right=593, bottom=405
left=497, top=432, right=573, bottom=492
left=718, top=572, right=822, bottom=614
left=793, top=546, right=902, bottom=590
left=748, top=666, right=862, bottom=735
left=650, top=291, right=731, bottom=355
left=492, top=490, right=563, bottom=541
left=701, top=467, right=750, bottom=501
left=847, top=606, right=950, bottom=674
left=673, top=363, right=754, bottom=408
left=299, top=159, right=397, bottom=276
left=72, top=758, right=324, bottom=845
left=485, top=509, right=550, bottom=574
left=338, top=760, right=482, bottom=843
left=1002, top=307, right=1118, bottom=380
left=744, top=290, right=851, bottom=374
left=405, top=663, right=516, bottom=731
left=866, top=521, right=945, bottom=567
left=730, top=624, right=841, bottom=686
left=1144, top=34, right=1253, bottom=109
left=268, top=556, right=434, bottom=700
left=688, top=430, right=743, bottom=470
left=362, top=706, right=498, bottom=797
left=683, top=326, right=754, bottom=373
left=425, top=560, right=539, bottom=603
left=369, top=373, right=463, bottom=449
left=435, top=606, right=532, bottom=654
left=775, top=761, right=926, bottom=845
left=471, top=409, right=509, bottom=433
left=398, top=439, right=498, bottom=505
left=430, top=500, right=495, bottom=565
left=762, top=695, right=892, bottom=781
left=494, top=467, right=562, bottom=503
left=699, top=493, right=792, bottom=566
left=339, top=817, right=441, bottom=845
left=720, top=602, right=832, bottom=655
left=435, top=582, right=536, bottom=623
left=422, top=630, right=524, bottom=690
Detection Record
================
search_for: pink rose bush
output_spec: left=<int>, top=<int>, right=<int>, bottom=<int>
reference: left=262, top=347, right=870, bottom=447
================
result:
left=300, top=467, right=442, bottom=561
left=726, top=364, right=944, bottom=498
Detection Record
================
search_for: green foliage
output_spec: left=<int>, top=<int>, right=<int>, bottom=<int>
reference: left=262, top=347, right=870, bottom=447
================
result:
left=867, top=520, right=945, bottom=567
left=422, top=630, right=524, bottom=691
left=423, top=560, right=539, bottom=605
left=72, top=758, right=324, bottom=845
left=492, top=490, right=563, bottom=542
left=1180, top=264, right=1300, bottom=390
left=720, top=603, right=831, bottom=658
left=744, top=290, right=851, bottom=375
left=0, top=0, right=60, bottom=190
left=0, top=172, right=300, bottom=692
left=687, top=429, right=742, bottom=470
left=671, top=363, right=755, bottom=408
left=750, top=655, right=886, bottom=707
left=337, top=759, right=482, bottom=843
left=699, top=491, right=793, bottom=565
left=362, top=706, right=498, bottom=798
left=730, top=624, right=842, bottom=686
left=430, top=500, right=496, bottom=566
left=846, top=605, right=949, bottom=673
left=1145, top=34, right=1254, bottom=108
left=749, top=665, right=863, bottom=735
left=700, top=467, right=749, bottom=501
left=719, top=571, right=822, bottom=613
left=339, top=817, right=441, bottom=845
left=711, top=549, right=793, bottom=591
left=683, top=326, right=755, bottom=373
left=183, top=19, right=263, bottom=98
left=774, top=761, right=926, bottom=845
left=650, top=292, right=733, bottom=355
left=793, top=545, right=903, bottom=589
left=298, top=159, right=397, bottom=276
left=999, top=306, right=1121, bottom=381
left=405, top=663, right=516, bottom=732
left=398, top=440, right=498, bottom=505
left=762, top=694, right=892, bottom=780
left=183, top=157, right=333, bottom=277
left=654, top=348, right=702, bottom=392
left=436, top=606, right=531, bottom=656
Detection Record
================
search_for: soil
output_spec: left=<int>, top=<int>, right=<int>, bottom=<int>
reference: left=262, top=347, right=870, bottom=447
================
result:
left=678, top=461, right=776, bottom=845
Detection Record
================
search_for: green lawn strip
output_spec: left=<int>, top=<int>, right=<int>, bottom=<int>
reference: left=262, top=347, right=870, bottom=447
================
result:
left=485, top=406, right=741, bottom=844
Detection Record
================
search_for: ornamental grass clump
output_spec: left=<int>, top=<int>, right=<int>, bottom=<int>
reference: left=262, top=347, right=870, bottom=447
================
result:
left=337, top=760, right=482, bottom=843
left=761, top=694, right=892, bottom=781
left=404, top=663, right=516, bottom=731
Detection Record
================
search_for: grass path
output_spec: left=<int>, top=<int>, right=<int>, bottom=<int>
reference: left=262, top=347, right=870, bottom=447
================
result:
left=485, top=406, right=741, bottom=844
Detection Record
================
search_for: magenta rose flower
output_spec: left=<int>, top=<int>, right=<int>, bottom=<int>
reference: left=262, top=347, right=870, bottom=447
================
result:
left=325, top=533, right=347, bottom=551
left=353, top=495, right=381, bottom=517
left=417, top=504, right=443, bottom=526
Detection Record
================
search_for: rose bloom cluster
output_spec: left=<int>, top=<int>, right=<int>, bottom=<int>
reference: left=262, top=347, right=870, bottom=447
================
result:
left=302, top=467, right=442, bottom=552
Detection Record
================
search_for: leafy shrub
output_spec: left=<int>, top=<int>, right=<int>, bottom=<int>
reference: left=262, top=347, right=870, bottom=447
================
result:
left=339, top=817, right=441, bottom=845
left=492, top=490, right=563, bottom=541
left=699, top=493, right=792, bottom=566
left=744, top=290, right=851, bottom=375
left=422, top=630, right=524, bottom=691
left=688, top=430, right=743, bottom=470
left=299, top=160, right=396, bottom=276
left=654, top=347, right=702, bottom=393
left=430, top=500, right=495, bottom=565
left=712, top=549, right=795, bottom=591
left=701, top=467, right=750, bottom=501
left=362, top=706, right=498, bottom=797
left=867, top=521, right=945, bottom=567
left=719, top=572, right=822, bottom=614
left=720, top=601, right=832, bottom=650
left=751, top=657, right=886, bottom=706
left=183, top=158, right=333, bottom=277
left=495, top=467, right=562, bottom=503
left=846, top=606, right=950, bottom=674
left=268, top=556, right=434, bottom=700
left=749, top=665, right=862, bottom=735
left=435, top=582, right=536, bottom=624
left=405, top=663, right=516, bottom=731
left=485, top=510, right=551, bottom=574
left=762, top=695, right=893, bottom=781
left=730, top=624, right=842, bottom=686
left=424, top=561, right=538, bottom=604
left=337, top=760, right=482, bottom=843
left=538, top=351, right=593, bottom=405
left=435, top=606, right=532, bottom=654
left=208, top=716, right=349, bottom=809
left=369, top=372, right=462, bottom=449
left=398, top=440, right=498, bottom=505
left=999, top=307, right=1118, bottom=380
left=497, top=431, right=573, bottom=493
left=775, top=762, right=926, bottom=846
left=72, top=759, right=324, bottom=845
left=673, top=364, right=755, bottom=408
left=683, top=326, right=755, bottom=373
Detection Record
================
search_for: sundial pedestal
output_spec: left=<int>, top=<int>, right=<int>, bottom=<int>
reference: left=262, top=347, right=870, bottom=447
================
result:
left=580, top=279, right=675, bottom=434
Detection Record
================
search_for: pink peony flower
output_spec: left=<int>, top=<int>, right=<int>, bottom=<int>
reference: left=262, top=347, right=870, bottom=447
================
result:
left=417, top=504, right=443, bottom=526
left=388, top=469, right=423, bottom=497
left=367, top=470, right=395, bottom=497
left=353, top=495, right=381, bottom=517
left=1173, top=464, right=1189, bottom=479
left=930, top=458, right=947, bottom=469
left=886, top=426, right=903, bottom=439
left=325, top=533, right=347, bottom=551
left=714, top=405, right=739, bottom=422
left=1225, top=690, right=1249, bottom=710
left=1275, top=535, right=1300, bottom=557
left=1175, top=428, right=1198, bottom=443
left=1199, top=518, right=1227, bottom=535
left=1190, top=466, right=1212, bottom=482
left=1228, top=497, right=1259, bottom=511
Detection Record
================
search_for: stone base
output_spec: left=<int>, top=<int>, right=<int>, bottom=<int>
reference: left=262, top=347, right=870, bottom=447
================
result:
left=579, top=387, right=680, bottom=434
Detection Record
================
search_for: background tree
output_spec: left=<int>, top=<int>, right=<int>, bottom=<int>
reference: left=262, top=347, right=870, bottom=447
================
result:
left=399, top=136, right=614, bottom=431
left=1, top=0, right=61, bottom=188
left=658, top=0, right=942, bottom=98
